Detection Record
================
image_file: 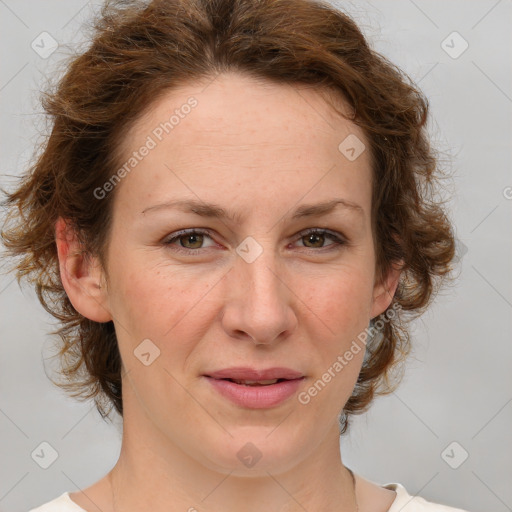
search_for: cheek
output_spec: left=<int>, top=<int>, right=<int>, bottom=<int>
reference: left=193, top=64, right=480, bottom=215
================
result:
left=302, top=266, right=374, bottom=337
left=299, top=269, right=372, bottom=392
left=107, top=257, right=218, bottom=362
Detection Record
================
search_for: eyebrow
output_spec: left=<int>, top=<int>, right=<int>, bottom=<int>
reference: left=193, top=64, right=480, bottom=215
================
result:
left=141, top=198, right=364, bottom=223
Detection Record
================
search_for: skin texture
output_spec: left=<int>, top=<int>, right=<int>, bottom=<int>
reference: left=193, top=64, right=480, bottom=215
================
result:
left=56, top=71, right=400, bottom=512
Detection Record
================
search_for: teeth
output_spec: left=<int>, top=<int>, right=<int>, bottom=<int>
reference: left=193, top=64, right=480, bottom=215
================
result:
left=232, top=379, right=279, bottom=386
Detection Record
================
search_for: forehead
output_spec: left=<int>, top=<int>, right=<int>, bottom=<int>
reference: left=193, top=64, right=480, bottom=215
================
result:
left=113, top=71, right=372, bottom=218
left=120, top=71, right=365, bottom=158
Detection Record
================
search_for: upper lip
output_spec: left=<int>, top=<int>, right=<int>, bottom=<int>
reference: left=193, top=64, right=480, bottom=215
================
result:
left=204, top=367, right=304, bottom=381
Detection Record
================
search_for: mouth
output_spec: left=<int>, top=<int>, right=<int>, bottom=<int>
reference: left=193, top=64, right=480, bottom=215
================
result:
left=202, top=368, right=305, bottom=408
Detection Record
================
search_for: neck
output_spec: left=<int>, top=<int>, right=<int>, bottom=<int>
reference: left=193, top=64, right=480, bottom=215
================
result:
left=107, top=404, right=357, bottom=512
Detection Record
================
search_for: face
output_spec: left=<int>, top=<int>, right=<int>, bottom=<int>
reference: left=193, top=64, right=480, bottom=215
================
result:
left=59, top=71, right=399, bottom=476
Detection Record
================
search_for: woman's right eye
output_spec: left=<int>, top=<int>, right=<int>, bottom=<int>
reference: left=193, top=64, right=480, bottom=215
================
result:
left=163, top=229, right=217, bottom=253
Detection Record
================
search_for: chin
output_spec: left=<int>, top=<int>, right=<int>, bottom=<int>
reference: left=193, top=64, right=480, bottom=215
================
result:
left=194, top=424, right=312, bottom=476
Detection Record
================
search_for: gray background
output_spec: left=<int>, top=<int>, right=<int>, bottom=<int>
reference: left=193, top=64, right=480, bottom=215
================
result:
left=1, top=1, right=511, bottom=511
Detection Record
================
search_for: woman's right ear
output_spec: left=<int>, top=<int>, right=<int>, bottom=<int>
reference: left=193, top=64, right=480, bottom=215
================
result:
left=54, top=217, right=112, bottom=323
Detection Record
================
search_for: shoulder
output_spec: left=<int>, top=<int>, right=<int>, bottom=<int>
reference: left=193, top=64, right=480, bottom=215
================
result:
left=28, top=492, right=87, bottom=512
left=383, top=482, right=470, bottom=512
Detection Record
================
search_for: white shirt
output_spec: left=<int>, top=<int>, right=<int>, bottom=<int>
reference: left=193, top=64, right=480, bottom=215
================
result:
left=28, top=482, right=470, bottom=511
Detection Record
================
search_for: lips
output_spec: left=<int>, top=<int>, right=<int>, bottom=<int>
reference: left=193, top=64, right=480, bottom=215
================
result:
left=203, top=367, right=305, bottom=408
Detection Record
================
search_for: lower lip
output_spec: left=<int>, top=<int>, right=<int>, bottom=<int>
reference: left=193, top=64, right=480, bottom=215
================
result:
left=204, top=377, right=304, bottom=409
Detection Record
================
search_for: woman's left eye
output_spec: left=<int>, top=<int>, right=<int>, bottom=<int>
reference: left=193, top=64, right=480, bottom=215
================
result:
left=294, top=228, right=347, bottom=250
left=162, top=228, right=347, bottom=253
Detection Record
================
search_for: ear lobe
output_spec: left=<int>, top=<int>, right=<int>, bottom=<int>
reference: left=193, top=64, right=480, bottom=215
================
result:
left=55, top=217, right=112, bottom=323
left=370, top=260, right=403, bottom=319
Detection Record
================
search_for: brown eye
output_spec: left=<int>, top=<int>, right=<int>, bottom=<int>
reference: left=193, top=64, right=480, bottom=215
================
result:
left=163, top=229, right=216, bottom=253
left=302, top=232, right=326, bottom=248
left=178, top=233, right=204, bottom=249
left=295, top=229, right=346, bottom=250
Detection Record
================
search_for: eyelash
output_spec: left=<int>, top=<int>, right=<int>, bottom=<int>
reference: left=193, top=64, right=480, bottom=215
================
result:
left=162, top=228, right=347, bottom=255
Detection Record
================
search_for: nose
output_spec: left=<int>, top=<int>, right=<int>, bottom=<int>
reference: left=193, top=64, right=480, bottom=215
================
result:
left=220, top=243, right=298, bottom=346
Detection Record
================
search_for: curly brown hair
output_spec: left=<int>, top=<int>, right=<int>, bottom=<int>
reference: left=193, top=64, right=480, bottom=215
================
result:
left=1, top=0, right=455, bottom=435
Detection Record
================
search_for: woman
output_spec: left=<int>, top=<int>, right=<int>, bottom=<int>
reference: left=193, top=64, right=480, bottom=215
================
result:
left=2, top=0, right=468, bottom=510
